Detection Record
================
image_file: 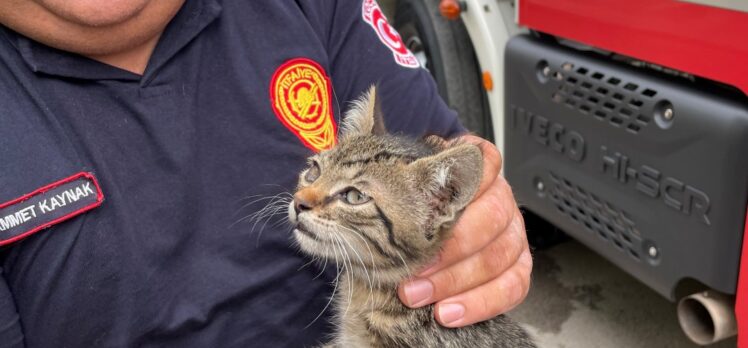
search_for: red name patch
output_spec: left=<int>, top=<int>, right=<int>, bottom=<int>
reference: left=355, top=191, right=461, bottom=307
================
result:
left=0, top=172, right=104, bottom=246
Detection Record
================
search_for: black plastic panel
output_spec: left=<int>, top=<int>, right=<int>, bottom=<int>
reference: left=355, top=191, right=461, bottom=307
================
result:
left=504, top=35, right=748, bottom=299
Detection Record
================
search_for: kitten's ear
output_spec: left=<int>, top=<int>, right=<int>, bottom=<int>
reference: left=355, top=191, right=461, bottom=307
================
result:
left=341, top=85, right=386, bottom=139
left=410, top=143, right=484, bottom=224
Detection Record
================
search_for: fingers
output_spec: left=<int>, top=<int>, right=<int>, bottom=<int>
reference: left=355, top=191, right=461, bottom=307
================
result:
left=458, top=135, right=502, bottom=197
left=399, top=209, right=527, bottom=307
left=418, top=210, right=527, bottom=303
left=420, top=175, right=517, bottom=276
left=396, top=135, right=532, bottom=328
left=434, top=249, right=533, bottom=327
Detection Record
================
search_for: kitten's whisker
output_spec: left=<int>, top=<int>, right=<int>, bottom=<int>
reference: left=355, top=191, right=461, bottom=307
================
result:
left=337, top=225, right=377, bottom=311
left=336, top=230, right=373, bottom=288
left=266, top=217, right=292, bottom=236
left=331, top=234, right=352, bottom=318
left=336, top=230, right=375, bottom=312
left=230, top=194, right=289, bottom=228
left=234, top=192, right=289, bottom=205
left=230, top=194, right=293, bottom=249
left=244, top=193, right=291, bottom=212
left=331, top=235, right=346, bottom=316
left=268, top=217, right=292, bottom=233
left=248, top=196, right=291, bottom=220
left=254, top=202, right=292, bottom=245
left=394, top=250, right=413, bottom=281
left=331, top=233, right=355, bottom=320
left=235, top=192, right=287, bottom=203
left=298, top=255, right=318, bottom=271
left=234, top=192, right=291, bottom=216
left=341, top=227, right=379, bottom=305
left=312, top=252, right=329, bottom=280
left=305, top=234, right=343, bottom=329
left=240, top=196, right=292, bottom=236
left=235, top=193, right=265, bottom=203
left=249, top=201, right=290, bottom=225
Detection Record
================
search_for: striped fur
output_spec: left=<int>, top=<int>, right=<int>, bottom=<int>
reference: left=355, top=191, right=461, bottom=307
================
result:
left=288, top=88, right=535, bottom=347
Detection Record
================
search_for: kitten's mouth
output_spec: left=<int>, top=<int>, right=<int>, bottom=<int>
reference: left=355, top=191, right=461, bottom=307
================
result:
left=293, top=222, right=329, bottom=243
left=293, top=226, right=316, bottom=239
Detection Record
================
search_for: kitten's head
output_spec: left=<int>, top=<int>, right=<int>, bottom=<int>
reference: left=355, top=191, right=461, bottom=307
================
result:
left=288, top=87, right=483, bottom=284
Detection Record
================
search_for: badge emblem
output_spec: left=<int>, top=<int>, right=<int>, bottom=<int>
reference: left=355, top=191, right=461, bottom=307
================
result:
left=270, top=58, right=337, bottom=152
left=362, top=0, right=420, bottom=68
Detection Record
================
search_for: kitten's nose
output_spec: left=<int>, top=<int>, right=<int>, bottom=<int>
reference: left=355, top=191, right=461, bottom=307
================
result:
left=293, top=189, right=320, bottom=215
left=294, top=199, right=312, bottom=214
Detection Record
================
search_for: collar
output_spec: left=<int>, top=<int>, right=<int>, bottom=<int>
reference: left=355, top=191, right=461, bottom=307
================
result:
left=2, top=0, right=222, bottom=84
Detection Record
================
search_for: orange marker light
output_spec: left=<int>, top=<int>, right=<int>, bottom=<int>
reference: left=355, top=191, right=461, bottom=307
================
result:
left=482, top=71, right=494, bottom=91
left=439, top=0, right=463, bottom=20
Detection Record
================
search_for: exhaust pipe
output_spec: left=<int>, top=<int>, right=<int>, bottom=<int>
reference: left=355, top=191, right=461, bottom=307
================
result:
left=677, top=290, right=736, bottom=345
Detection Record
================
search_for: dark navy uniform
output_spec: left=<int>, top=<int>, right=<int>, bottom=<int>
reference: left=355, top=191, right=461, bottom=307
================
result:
left=0, top=0, right=462, bottom=347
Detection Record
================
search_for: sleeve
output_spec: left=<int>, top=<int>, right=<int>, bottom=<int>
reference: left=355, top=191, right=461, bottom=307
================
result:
left=320, top=0, right=465, bottom=138
left=0, top=267, right=24, bottom=348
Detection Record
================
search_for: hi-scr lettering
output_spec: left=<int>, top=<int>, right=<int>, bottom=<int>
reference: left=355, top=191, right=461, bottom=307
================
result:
left=600, top=146, right=711, bottom=225
left=512, top=106, right=586, bottom=162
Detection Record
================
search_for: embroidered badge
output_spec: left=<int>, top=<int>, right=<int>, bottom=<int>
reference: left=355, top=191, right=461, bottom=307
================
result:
left=362, top=0, right=420, bottom=68
left=270, top=58, right=338, bottom=152
left=0, top=172, right=104, bottom=246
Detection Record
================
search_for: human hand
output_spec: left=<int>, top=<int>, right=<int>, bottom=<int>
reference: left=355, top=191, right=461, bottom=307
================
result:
left=397, top=135, right=532, bottom=327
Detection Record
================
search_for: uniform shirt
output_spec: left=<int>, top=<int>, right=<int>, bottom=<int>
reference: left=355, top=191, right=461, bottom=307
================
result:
left=0, top=0, right=463, bottom=347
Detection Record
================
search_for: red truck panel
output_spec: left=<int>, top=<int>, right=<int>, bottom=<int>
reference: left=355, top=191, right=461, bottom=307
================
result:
left=518, top=0, right=748, bottom=95
left=739, top=208, right=748, bottom=347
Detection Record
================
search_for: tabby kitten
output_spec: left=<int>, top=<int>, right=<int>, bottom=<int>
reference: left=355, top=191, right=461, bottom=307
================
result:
left=288, top=87, right=535, bottom=348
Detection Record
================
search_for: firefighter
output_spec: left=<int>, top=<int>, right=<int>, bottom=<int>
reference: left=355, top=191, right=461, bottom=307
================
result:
left=0, top=1, right=531, bottom=346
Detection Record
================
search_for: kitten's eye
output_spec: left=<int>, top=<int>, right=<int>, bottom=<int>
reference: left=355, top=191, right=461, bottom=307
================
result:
left=305, top=162, right=321, bottom=182
left=343, top=189, right=371, bottom=205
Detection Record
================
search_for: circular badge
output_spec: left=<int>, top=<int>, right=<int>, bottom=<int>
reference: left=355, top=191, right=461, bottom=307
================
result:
left=371, top=8, right=407, bottom=55
left=362, top=0, right=419, bottom=68
left=270, top=58, right=337, bottom=152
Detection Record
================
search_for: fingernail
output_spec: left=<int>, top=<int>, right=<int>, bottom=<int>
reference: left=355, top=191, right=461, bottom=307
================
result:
left=403, top=279, right=433, bottom=307
left=438, top=303, right=465, bottom=326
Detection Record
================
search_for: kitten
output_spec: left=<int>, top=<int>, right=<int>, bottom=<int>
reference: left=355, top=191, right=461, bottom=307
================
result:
left=288, top=87, right=535, bottom=348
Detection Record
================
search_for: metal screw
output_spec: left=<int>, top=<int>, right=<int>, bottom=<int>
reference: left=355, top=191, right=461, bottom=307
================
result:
left=536, top=180, right=545, bottom=192
left=663, top=107, right=674, bottom=120
left=542, top=66, right=551, bottom=77
left=552, top=92, right=563, bottom=103
left=562, top=62, right=574, bottom=71
left=553, top=71, right=564, bottom=81
left=648, top=246, right=659, bottom=258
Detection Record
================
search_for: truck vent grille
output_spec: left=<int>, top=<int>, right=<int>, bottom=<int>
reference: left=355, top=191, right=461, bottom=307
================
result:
left=549, top=63, right=657, bottom=134
left=547, top=172, right=643, bottom=261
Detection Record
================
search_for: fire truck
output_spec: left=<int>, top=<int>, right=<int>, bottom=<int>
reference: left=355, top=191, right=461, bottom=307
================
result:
left=381, top=0, right=748, bottom=345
